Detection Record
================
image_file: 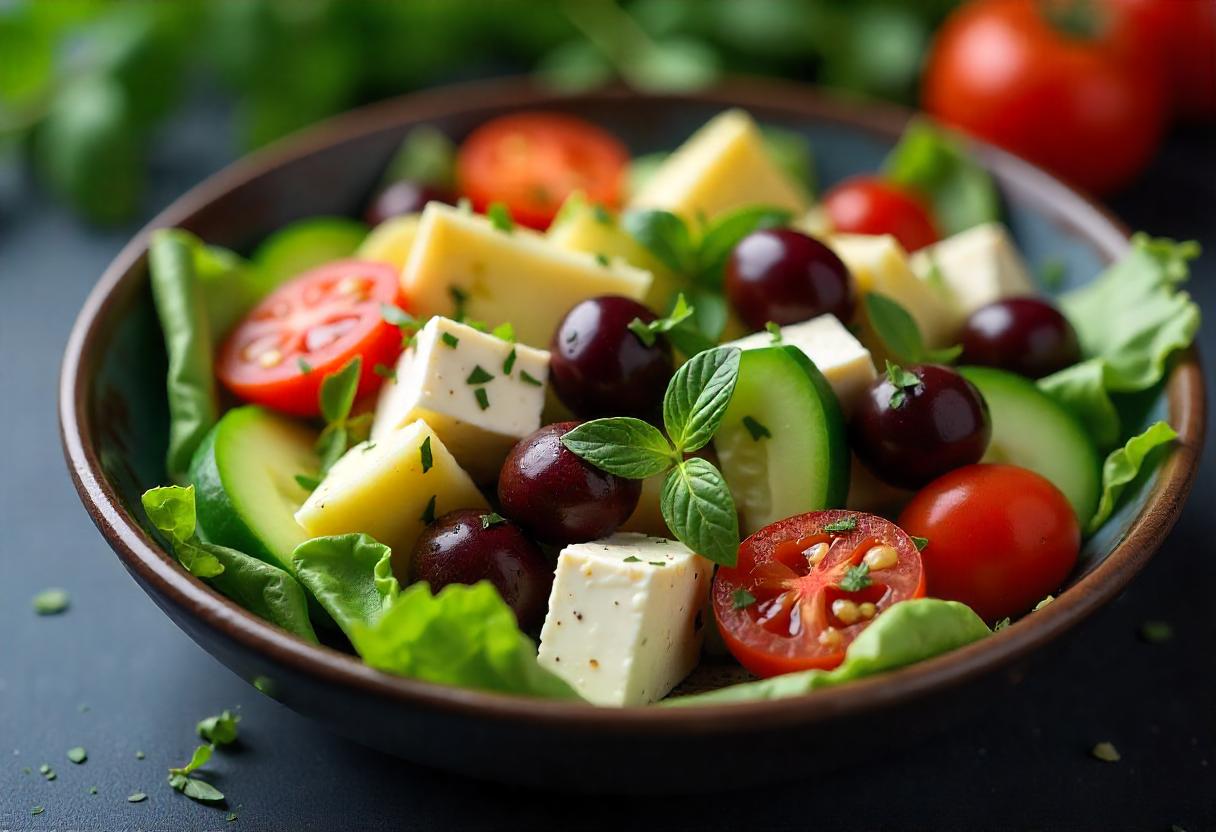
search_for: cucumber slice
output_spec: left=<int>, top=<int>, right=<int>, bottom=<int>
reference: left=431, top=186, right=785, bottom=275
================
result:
left=189, top=405, right=319, bottom=572
left=252, top=216, right=368, bottom=290
left=961, top=366, right=1100, bottom=522
left=715, top=346, right=850, bottom=535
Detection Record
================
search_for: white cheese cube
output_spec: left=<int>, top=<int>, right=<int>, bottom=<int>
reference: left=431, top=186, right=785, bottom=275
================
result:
left=909, top=222, right=1036, bottom=326
left=629, top=109, right=809, bottom=222
left=723, top=314, right=876, bottom=414
left=538, top=533, right=711, bottom=706
left=828, top=233, right=957, bottom=349
left=400, top=203, right=652, bottom=348
left=294, top=420, right=488, bottom=576
left=791, top=203, right=833, bottom=239
left=371, top=317, right=549, bottom=482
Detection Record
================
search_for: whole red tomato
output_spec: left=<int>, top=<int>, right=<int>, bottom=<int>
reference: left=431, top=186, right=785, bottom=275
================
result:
left=1107, top=0, right=1216, bottom=119
left=922, top=0, right=1167, bottom=194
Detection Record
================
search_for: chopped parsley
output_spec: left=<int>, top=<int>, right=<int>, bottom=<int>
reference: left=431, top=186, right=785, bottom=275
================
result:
left=373, top=363, right=397, bottom=382
left=1033, top=595, right=1055, bottom=611
left=40, top=764, right=56, bottom=781
left=135, top=751, right=145, bottom=760
left=994, top=617, right=1011, bottom=631
left=32, top=588, right=69, bottom=615
left=297, top=358, right=313, bottom=374
left=1140, top=620, right=1173, bottom=643
left=449, top=286, right=470, bottom=320
left=910, top=535, right=929, bottom=551
left=519, top=370, right=543, bottom=386
left=732, top=588, right=757, bottom=609
left=474, top=387, right=490, bottom=410
left=420, top=495, right=437, bottom=525
left=741, top=416, right=771, bottom=441
left=441, top=332, right=460, bottom=349
left=592, top=203, right=613, bottom=225
left=67, top=746, right=87, bottom=764
left=466, top=365, right=494, bottom=385
left=294, top=473, right=320, bottom=491
left=196, top=709, right=240, bottom=745
left=623, top=555, right=642, bottom=563
left=502, top=348, right=517, bottom=375
left=487, top=202, right=515, bottom=232
left=88, top=785, right=98, bottom=794
left=765, top=321, right=782, bottom=343
left=32, top=806, right=44, bottom=816
left=480, top=512, right=506, bottom=529
left=823, top=515, right=858, bottom=533
left=885, top=361, right=921, bottom=410
left=1039, top=258, right=1067, bottom=291
left=491, top=321, right=515, bottom=342
left=1091, top=741, right=1121, bottom=763
left=127, top=792, right=147, bottom=803
left=419, top=436, right=433, bottom=473
left=838, top=562, right=872, bottom=592
left=594, top=253, right=610, bottom=267
left=648, top=561, right=666, bottom=568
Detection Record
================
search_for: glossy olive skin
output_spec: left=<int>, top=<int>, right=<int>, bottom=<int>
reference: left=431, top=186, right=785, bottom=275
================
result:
left=960, top=297, right=1082, bottom=379
left=411, top=510, right=552, bottom=630
left=364, top=180, right=452, bottom=226
left=550, top=296, right=674, bottom=420
left=498, top=421, right=642, bottom=545
left=850, top=364, right=991, bottom=489
left=725, top=228, right=855, bottom=330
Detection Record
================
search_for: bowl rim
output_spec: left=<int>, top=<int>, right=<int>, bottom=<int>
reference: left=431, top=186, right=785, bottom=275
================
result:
left=60, top=76, right=1206, bottom=733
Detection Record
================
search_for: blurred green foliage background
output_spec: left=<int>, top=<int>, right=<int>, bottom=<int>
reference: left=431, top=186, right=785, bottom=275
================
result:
left=0, top=0, right=960, bottom=225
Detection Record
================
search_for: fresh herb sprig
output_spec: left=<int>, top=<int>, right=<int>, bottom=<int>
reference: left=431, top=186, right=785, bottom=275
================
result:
left=561, top=346, right=742, bottom=566
left=167, top=744, right=224, bottom=803
left=865, top=292, right=962, bottom=365
left=626, top=292, right=716, bottom=355
left=315, top=357, right=373, bottom=474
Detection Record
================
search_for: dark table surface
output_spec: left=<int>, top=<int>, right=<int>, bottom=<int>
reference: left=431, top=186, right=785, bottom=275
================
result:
left=1, top=97, right=1213, bottom=832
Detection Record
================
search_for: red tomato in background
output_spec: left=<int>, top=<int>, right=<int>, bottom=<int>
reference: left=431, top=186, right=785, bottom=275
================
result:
left=713, top=510, right=925, bottom=677
left=456, top=112, right=629, bottom=229
left=898, top=464, right=1080, bottom=622
left=217, top=260, right=404, bottom=417
left=922, top=0, right=1167, bottom=194
left=823, top=176, right=941, bottom=251
left=1108, top=0, right=1216, bottom=119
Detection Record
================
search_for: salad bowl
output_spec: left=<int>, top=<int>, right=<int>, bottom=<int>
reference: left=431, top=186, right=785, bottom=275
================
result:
left=60, top=78, right=1205, bottom=791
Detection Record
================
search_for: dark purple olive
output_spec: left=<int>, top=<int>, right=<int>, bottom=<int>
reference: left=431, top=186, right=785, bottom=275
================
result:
left=850, top=364, right=991, bottom=489
left=725, top=228, right=855, bottom=330
left=960, top=297, right=1081, bottom=379
left=364, top=180, right=452, bottom=226
left=549, top=296, right=673, bottom=420
left=411, top=509, right=552, bottom=629
left=498, top=421, right=642, bottom=545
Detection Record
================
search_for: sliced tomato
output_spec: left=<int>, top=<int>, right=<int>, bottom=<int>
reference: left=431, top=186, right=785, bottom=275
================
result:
left=216, top=259, right=404, bottom=417
left=823, top=176, right=940, bottom=252
left=713, top=510, right=926, bottom=678
left=456, top=112, right=629, bottom=229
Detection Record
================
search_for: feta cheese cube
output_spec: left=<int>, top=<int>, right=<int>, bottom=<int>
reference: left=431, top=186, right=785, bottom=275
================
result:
left=909, top=222, right=1035, bottom=326
left=294, top=419, right=488, bottom=576
left=401, top=203, right=652, bottom=347
left=371, top=317, right=549, bottom=482
left=629, top=109, right=809, bottom=223
left=723, top=314, right=876, bottom=414
left=538, top=533, right=711, bottom=706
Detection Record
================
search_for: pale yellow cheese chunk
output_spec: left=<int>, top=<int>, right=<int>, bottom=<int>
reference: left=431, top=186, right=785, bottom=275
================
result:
left=401, top=203, right=652, bottom=348
left=628, top=109, right=809, bottom=223
left=357, top=214, right=421, bottom=272
left=294, top=420, right=487, bottom=576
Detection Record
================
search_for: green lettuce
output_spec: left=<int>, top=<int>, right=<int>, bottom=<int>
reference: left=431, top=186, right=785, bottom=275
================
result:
left=1087, top=421, right=1179, bottom=534
left=666, top=599, right=989, bottom=706
left=141, top=485, right=318, bottom=643
left=292, top=534, right=400, bottom=641
left=1039, top=236, right=1200, bottom=447
left=883, top=119, right=1000, bottom=236
left=350, top=581, right=579, bottom=699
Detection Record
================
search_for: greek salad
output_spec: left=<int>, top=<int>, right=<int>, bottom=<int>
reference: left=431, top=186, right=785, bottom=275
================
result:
left=140, top=108, right=1199, bottom=706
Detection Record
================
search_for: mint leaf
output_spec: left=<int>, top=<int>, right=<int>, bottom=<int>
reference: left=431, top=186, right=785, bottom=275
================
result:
left=480, top=512, right=506, bottom=529
left=911, top=535, right=929, bottom=551
left=883, top=118, right=999, bottom=235
left=823, top=515, right=858, bottom=533
left=561, top=418, right=677, bottom=479
left=622, top=209, right=696, bottom=275
left=181, top=778, right=224, bottom=802
left=383, top=125, right=456, bottom=190
left=67, top=746, right=87, bottom=764
left=196, top=710, right=240, bottom=746
left=33, top=588, right=70, bottom=615
left=884, top=360, right=921, bottom=410
left=865, top=293, right=926, bottom=364
left=732, top=588, right=757, bottom=609
left=686, top=288, right=729, bottom=343
left=741, top=416, right=771, bottom=441
left=628, top=292, right=695, bottom=347
left=663, top=346, right=742, bottom=453
left=491, top=322, right=516, bottom=342
left=487, top=202, right=515, bottom=233
left=838, top=562, right=872, bottom=592
left=695, top=205, right=791, bottom=287
left=169, top=744, right=212, bottom=778
left=319, top=356, right=361, bottom=424
left=660, top=458, right=740, bottom=567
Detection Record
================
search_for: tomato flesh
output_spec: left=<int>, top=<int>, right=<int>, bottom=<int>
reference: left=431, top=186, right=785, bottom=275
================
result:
left=456, top=112, right=629, bottom=229
left=216, top=259, right=404, bottom=417
left=823, top=176, right=940, bottom=252
left=714, top=510, right=926, bottom=678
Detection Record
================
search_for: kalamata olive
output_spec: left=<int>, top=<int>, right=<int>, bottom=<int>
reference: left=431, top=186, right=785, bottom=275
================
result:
left=850, top=364, right=991, bottom=489
left=725, top=228, right=855, bottom=330
left=960, top=297, right=1081, bottom=379
left=498, top=421, right=642, bottom=545
left=411, top=509, right=552, bottom=630
left=549, top=296, right=673, bottom=420
left=364, top=179, right=452, bottom=226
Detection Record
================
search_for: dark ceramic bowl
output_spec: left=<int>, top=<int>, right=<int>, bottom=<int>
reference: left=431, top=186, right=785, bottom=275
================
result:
left=61, top=78, right=1205, bottom=792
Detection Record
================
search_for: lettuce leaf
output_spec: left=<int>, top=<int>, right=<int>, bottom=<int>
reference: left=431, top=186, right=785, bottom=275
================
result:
left=141, top=485, right=318, bottom=643
left=1087, top=421, right=1179, bottom=534
left=666, top=599, right=989, bottom=706
left=350, top=581, right=579, bottom=699
left=1037, top=359, right=1121, bottom=451
left=883, top=119, right=1000, bottom=235
left=292, top=534, right=400, bottom=641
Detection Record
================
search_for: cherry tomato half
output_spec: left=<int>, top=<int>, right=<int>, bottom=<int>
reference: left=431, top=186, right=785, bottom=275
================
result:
left=216, top=260, right=404, bottom=417
left=456, top=112, right=629, bottom=229
left=713, top=510, right=926, bottom=678
left=922, top=0, right=1166, bottom=195
left=898, top=464, right=1080, bottom=622
left=823, top=176, right=940, bottom=252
